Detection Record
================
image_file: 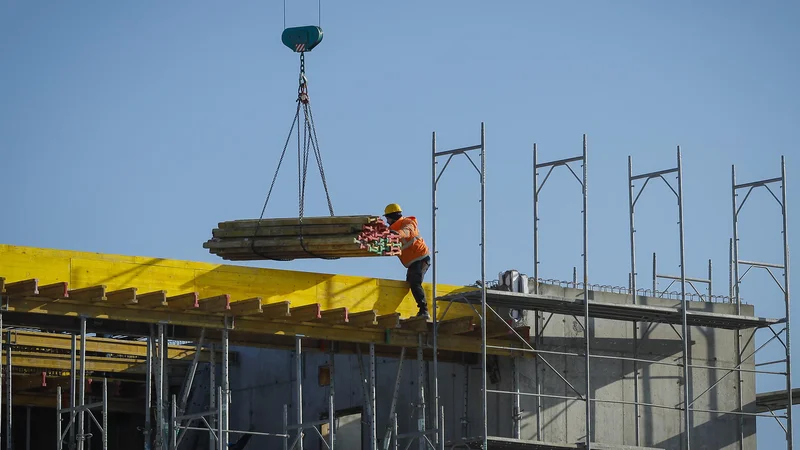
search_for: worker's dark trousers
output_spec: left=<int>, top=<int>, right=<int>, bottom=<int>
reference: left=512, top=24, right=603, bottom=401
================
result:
left=406, top=256, right=431, bottom=312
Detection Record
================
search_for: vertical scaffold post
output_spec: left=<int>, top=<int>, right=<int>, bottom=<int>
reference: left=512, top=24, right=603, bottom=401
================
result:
left=208, top=342, right=216, bottom=450
left=512, top=357, right=520, bottom=439
left=533, top=142, right=539, bottom=294
left=479, top=122, right=487, bottom=450
left=329, top=342, right=336, bottom=450
left=170, top=395, right=177, bottom=450
left=417, top=335, right=426, bottom=450
left=217, top=386, right=224, bottom=450
left=731, top=167, right=744, bottom=449
left=296, top=336, right=304, bottom=450
left=7, top=329, right=12, bottom=450
left=57, top=386, right=63, bottom=450
left=71, top=334, right=77, bottom=449
left=532, top=142, right=543, bottom=440
left=77, top=317, right=87, bottom=450
left=102, top=378, right=108, bottom=450
left=283, top=404, right=289, bottom=450
left=156, top=323, right=166, bottom=448
left=145, top=332, right=153, bottom=450
left=369, top=343, right=377, bottom=450
left=627, top=156, right=641, bottom=446
left=430, top=130, right=440, bottom=449
left=0, top=310, right=3, bottom=449
left=677, top=147, right=691, bottom=449
left=222, top=319, right=231, bottom=449
left=582, top=134, right=591, bottom=449
left=780, top=156, right=793, bottom=450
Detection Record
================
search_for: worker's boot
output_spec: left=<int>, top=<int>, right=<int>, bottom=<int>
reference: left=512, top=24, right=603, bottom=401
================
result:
left=416, top=304, right=430, bottom=320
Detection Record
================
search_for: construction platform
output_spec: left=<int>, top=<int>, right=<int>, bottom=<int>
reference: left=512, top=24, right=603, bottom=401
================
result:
left=448, top=437, right=663, bottom=450
left=0, top=244, right=528, bottom=355
left=438, top=290, right=782, bottom=329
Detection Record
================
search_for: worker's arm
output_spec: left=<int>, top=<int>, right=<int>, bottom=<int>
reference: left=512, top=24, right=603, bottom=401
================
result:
left=395, top=219, right=418, bottom=239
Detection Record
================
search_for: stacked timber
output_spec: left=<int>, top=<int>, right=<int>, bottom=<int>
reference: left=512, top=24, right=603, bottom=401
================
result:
left=204, top=215, right=402, bottom=261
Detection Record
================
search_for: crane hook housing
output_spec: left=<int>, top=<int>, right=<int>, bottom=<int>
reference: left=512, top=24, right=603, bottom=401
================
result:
left=282, top=26, right=323, bottom=53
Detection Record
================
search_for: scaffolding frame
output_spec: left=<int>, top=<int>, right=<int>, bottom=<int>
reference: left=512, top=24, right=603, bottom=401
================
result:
left=432, top=135, right=791, bottom=450
left=628, top=148, right=691, bottom=448
left=531, top=135, right=590, bottom=448
left=731, top=156, right=793, bottom=449
left=432, top=122, right=486, bottom=450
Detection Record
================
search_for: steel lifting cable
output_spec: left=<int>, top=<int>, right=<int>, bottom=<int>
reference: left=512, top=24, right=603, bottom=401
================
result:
left=250, top=52, right=338, bottom=260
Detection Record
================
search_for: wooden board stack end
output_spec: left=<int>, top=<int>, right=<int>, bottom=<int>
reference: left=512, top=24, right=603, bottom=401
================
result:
left=204, top=215, right=402, bottom=261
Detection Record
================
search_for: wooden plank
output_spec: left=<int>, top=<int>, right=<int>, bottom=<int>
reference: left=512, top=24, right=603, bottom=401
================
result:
left=400, top=316, right=429, bottom=332
left=67, top=285, right=107, bottom=302
left=229, top=298, right=262, bottom=316
left=347, top=310, right=378, bottom=327
left=205, top=237, right=363, bottom=249
left=319, top=307, right=348, bottom=324
left=37, top=282, right=69, bottom=299
left=289, top=304, right=321, bottom=321
left=0, top=277, right=4, bottom=294
left=375, top=313, right=401, bottom=329
left=5, top=279, right=38, bottom=296
left=167, top=292, right=199, bottom=309
left=217, top=215, right=378, bottom=228
left=212, top=224, right=362, bottom=238
left=437, top=316, right=476, bottom=335
left=198, top=294, right=230, bottom=312
left=137, top=291, right=168, bottom=308
left=107, top=288, right=138, bottom=305
left=262, top=301, right=290, bottom=319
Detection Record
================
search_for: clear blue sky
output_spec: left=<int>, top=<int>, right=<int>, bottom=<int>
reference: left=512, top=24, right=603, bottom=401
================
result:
left=1, top=0, right=798, bottom=446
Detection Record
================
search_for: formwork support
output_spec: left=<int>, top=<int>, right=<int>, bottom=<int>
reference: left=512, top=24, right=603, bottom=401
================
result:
left=628, top=148, right=690, bottom=449
left=57, top=377, right=109, bottom=450
left=731, top=156, right=792, bottom=449
left=78, top=317, right=88, bottom=450
left=432, top=122, right=485, bottom=448
left=144, top=328, right=153, bottom=449
left=382, top=347, right=405, bottom=450
left=7, top=329, right=12, bottom=450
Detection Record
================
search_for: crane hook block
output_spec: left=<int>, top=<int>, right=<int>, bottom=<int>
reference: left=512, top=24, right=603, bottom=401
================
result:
left=282, top=26, right=323, bottom=53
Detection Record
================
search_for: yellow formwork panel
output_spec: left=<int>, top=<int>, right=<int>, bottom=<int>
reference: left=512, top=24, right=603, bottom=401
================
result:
left=0, top=244, right=477, bottom=319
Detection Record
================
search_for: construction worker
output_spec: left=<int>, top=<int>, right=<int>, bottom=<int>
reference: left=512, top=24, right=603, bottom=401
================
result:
left=384, top=203, right=431, bottom=319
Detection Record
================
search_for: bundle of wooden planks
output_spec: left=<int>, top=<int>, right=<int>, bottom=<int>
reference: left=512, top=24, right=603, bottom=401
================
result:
left=204, top=215, right=402, bottom=261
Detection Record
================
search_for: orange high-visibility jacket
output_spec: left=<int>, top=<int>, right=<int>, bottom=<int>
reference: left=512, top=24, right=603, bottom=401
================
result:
left=389, top=216, right=430, bottom=267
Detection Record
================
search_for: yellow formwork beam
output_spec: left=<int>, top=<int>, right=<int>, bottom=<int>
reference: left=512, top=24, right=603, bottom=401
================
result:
left=13, top=392, right=143, bottom=414
left=4, top=297, right=522, bottom=356
left=2, top=351, right=146, bottom=373
left=2, top=330, right=221, bottom=362
left=0, top=244, right=477, bottom=320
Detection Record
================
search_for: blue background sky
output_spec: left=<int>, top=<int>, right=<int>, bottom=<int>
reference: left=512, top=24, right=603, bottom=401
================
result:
left=1, top=0, right=798, bottom=446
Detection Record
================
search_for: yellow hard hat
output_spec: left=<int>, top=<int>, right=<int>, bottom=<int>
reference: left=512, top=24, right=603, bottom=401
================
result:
left=384, top=203, right=402, bottom=215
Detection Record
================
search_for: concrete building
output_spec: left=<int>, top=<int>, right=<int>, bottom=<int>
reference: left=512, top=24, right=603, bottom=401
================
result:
left=179, top=279, right=759, bottom=450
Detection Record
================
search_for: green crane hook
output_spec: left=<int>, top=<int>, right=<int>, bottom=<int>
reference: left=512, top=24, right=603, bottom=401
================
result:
left=281, top=26, right=323, bottom=53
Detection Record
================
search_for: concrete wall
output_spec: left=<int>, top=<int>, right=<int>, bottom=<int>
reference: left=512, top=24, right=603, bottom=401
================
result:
left=185, top=285, right=758, bottom=450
